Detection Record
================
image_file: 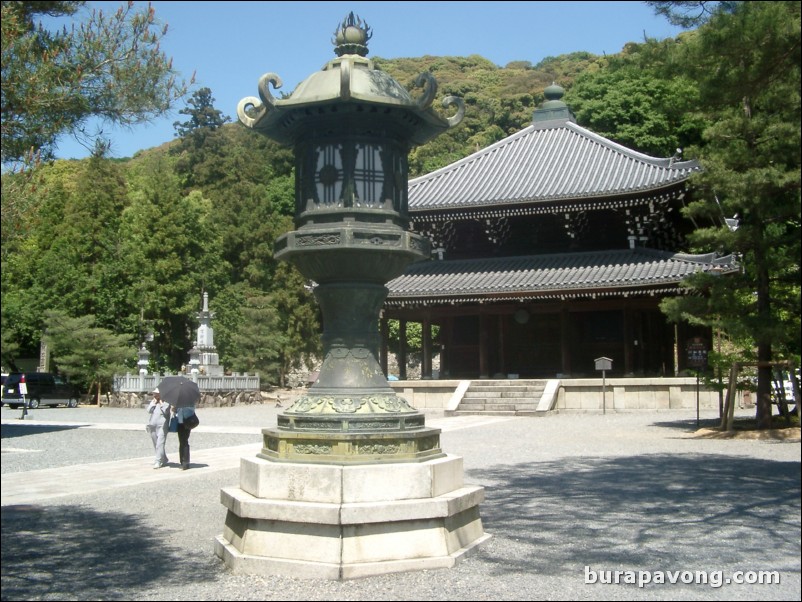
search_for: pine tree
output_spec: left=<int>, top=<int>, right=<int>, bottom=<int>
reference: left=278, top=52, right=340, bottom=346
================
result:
left=659, top=1, right=801, bottom=428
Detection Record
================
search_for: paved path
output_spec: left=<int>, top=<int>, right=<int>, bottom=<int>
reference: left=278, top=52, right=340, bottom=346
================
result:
left=2, top=407, right=798, bottom=601
left=0, top=414, right=515, bottom=506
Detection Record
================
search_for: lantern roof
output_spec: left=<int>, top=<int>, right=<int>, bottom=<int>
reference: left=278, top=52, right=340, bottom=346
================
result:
left=237, top=12, right=464, bottom=146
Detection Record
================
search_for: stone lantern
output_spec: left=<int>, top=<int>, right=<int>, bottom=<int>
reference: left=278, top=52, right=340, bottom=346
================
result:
left=137, top=343, right=150, bottom=376
left=187, top=346, right=200, bottom=375
left=216, top=13, right=488, bottom=580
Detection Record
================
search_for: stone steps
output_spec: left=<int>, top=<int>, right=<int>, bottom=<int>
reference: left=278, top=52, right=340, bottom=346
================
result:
left=449, top=380, right=549, bottom=416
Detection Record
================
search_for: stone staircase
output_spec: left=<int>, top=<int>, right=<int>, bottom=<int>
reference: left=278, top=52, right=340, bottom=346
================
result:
left=447, top=380, right=549, bottom=416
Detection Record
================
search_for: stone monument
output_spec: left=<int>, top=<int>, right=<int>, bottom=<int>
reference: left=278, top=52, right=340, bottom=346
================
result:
left=191, top=291, right=223, bottom=376
left=215, top=12, right=489, bottom=579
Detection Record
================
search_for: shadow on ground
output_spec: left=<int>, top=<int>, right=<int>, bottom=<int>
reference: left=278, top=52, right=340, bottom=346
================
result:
left=0, top=504, right=216, bottom=601
left=470, top=453, right=801, bottom=576
left=1, top=453, right=798, bottom=599
left=1, top=424, right=84, bottom=439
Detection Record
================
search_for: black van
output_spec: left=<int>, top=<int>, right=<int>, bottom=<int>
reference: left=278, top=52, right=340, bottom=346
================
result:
left=1, top=372, right=79, bottom=409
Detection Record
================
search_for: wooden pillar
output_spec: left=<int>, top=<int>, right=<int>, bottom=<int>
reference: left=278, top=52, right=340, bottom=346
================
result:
left=398, top=319, right=408, bottom=380
left=479, top=311, right=489, bottom=378
left=560, top=306, right=570, bottom=376
left=498, top=314, right=506, bottom=377
left=380, top=314, right=389, bottom=376
left=623, top=306, right=634, bottom=375
left=634, top=310, right=644, bottom=375
left=441, top=316, right=452, bottom=379
left=422, top=316, right=432, bottom=379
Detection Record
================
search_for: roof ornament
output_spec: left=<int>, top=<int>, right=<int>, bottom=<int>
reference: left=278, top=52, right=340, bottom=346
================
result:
left=533, top=82, right=575, bottom=124
left=333, top=12, right=372, bottom=57
left=237, top=72, right=282, bottom=128
left=544, top=81, right=565, bottom=101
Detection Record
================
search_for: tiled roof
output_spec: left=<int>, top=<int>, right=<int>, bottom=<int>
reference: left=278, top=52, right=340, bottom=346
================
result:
left=408, top=119, right=700, bottom=212
left=386, top=248, right=736, bottom=304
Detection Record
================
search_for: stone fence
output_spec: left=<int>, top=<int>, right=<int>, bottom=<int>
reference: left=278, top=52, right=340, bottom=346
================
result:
left=113, top=372, right=260, bottom=394
left=105, top=389, right=291, bottom=408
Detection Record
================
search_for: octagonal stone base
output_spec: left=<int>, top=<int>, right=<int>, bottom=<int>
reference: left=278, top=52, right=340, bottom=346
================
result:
left=215, top=454, right=490, bottom=580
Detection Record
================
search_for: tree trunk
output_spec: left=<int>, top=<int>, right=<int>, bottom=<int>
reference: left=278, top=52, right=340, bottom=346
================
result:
left=755, top=252, right=773, bottom=429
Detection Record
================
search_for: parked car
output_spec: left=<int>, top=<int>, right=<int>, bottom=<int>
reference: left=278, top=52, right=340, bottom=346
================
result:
left=1, top=372, right=80, bottom=409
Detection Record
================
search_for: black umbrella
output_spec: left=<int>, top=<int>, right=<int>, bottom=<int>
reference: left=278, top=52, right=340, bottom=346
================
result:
left=157, top=376, right=200, bottom=408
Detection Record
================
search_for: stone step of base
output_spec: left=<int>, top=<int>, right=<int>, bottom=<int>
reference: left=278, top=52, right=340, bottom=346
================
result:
left=458, top=403, right=519, bottom=412
left=463, top=391, right=543, bottom=399
left=473, top=380, right=549, bottom=386
left=449, top=410, right=518, bottom=417
left=468, top=385, right=546, bottom=393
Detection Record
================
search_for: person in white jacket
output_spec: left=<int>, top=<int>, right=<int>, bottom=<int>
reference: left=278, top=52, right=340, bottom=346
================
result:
left=146, top=388, right=171, bottom=468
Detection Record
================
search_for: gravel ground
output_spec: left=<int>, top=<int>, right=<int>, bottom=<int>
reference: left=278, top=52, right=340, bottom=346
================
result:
left=1, top=404, right=799, bottom=601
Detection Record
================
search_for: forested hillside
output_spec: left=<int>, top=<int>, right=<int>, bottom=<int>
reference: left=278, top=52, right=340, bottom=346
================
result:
left=2, top=1, right=799, bottom=405
left=1, top=49, right=621, bottom=387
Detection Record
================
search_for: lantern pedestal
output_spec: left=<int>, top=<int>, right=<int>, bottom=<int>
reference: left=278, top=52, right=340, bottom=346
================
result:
left=215, top=454, right=489, bottom=579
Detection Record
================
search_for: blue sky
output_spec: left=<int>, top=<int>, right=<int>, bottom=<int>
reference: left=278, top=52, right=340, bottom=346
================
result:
left=54, top=1, right=686, bottom=160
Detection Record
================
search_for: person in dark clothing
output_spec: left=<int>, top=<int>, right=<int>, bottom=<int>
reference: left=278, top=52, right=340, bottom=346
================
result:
left=172, top=406, right=197, bottom=470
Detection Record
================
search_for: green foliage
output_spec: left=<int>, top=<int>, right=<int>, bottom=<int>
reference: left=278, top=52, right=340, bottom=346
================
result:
left=1, top=157, right=132, bottom=355
left=1, top=0, right=191, bottom=165
left=386, top=320, right=440, bottom=355
left=3, top=12, right=798, bottom=407
left=226, top=287, right=285, bottom=384
left=374, top=53, right=596, bottom=176
left=121, top=155, right=230, bottom=369
left=0, top=302, right=20, bottom=371
left=566, top=41, right=705, bottom=156
left=173, top=87, right=229, bottom=138
left=42, top=308, right=135, bottom=398
left=226, top=272, right=320, bottom=387
left=656, top=1, right=801, bottom=426
left=646, top=1, right=740, bottom=28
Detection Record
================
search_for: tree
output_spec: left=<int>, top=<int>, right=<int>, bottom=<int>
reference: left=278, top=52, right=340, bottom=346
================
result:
left=121, top=155, right=230, bottom=370
left=658, top=1, right=801, bottom=428
left=647, top=1, right=739, bottom=28
left=227, top=288, right=286, bottom=386
left=1, top=0, right=192, bottom=277
left=171, top=87, right=230, bottom=189
left=565, top=41, right=705, bottom=156
left=226, top=266, right=320, bottom=388
left=1, top=0, right=191, bottom=166
left=43, top=309, right=135, bottom=404
left=173, top=87, right=229, bottom=139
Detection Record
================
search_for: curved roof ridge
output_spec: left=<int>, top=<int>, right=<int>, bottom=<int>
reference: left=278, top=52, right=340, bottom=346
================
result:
left=408, top=120, right=701, bottom=212
left=410, top=126, right=537, bottom=185
left=563, top=121, right=699, bottom=170
left=388, top=248, right=739, bottom=301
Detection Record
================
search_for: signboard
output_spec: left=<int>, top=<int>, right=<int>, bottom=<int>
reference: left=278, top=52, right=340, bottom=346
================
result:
left=594, top=357, right=613, bottom=415
left=594, top=357, right=612, bottom=371
left=686, top=338, right=708, bottom=369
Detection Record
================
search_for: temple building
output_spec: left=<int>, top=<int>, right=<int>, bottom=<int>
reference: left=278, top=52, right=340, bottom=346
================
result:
left=382, top=84, right=736, bottom=379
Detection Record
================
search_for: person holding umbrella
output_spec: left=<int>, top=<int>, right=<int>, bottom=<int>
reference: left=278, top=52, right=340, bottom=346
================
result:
left=146, top=387, right=171, bottom=468
left=158, top=376, right=200, bottom=470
